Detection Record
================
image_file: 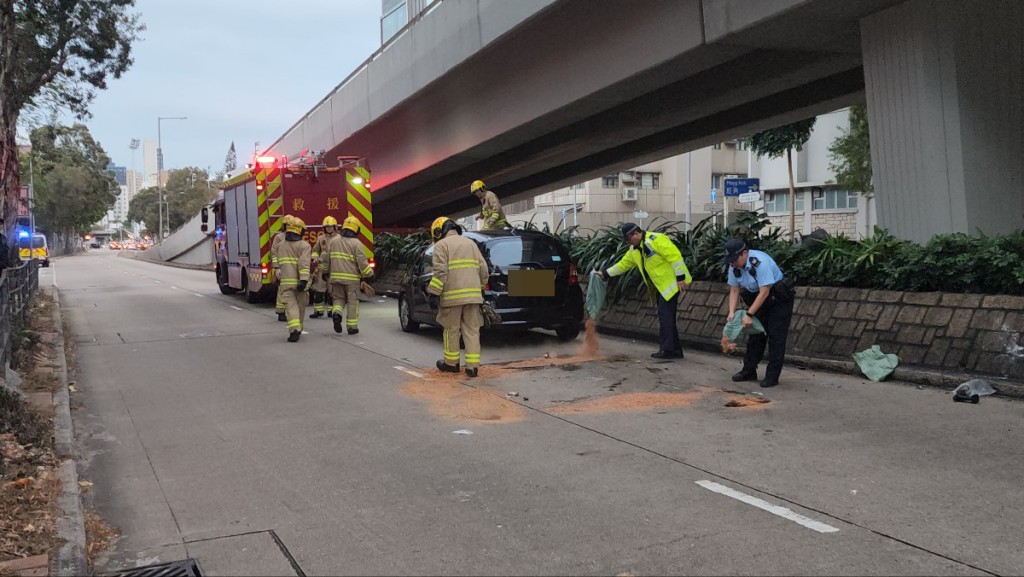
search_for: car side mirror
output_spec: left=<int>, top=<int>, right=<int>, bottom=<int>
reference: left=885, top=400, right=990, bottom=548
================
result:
left=201, top=207, right=209, bottom=223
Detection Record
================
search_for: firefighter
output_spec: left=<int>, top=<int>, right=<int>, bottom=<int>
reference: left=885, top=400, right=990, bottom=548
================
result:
left=427, top=216, right=489, bottom=377
left=470, top=180, right=507, bottom=230
left=323, top=216, right=373, bottom=335
left=309, top=216, right=338, bottom=319
left=595, top=222, right=692, bottom=359
left=271, top=214, right=296, bottom=322
left=278, top=217, right=311, bottom=342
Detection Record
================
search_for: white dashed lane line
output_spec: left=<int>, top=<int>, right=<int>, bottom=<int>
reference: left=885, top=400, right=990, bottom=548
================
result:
left=695, top=480, right=840, bottom=534
left=394, top=366, right=427, bottom=379
left=230, top=306, right=243, bottom=311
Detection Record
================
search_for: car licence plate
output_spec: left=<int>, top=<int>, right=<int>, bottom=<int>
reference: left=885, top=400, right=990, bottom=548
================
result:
left=508, top=269, right=555, bottom=297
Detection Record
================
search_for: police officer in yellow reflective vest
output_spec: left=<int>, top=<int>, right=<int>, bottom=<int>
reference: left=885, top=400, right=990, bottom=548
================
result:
left=596, top=223, right=692, bottom=359
left=470, top=180, right=507, bottom=230
left=427, top=216, right=489, bottom=378
left=323, top=216, right=373, bottom=335
left=278, top=217, right=311, bottom=342
left=271, top=214, right=296, bottom=322
left=309, top=216, right=338, bottom=319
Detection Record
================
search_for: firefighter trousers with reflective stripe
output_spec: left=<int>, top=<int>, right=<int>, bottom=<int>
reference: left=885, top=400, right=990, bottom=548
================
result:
left=276, top=282, right=286, bottom=313
left=436, top=304, right=483, bottom=369
left=280, top=288, right=305, bottom=334
left=329, top=283, right=360, bottom=328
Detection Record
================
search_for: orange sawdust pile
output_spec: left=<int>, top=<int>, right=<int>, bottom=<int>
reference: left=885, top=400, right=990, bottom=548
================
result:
left=581, top=319, right=600, bottom=356
left=549, top=390, right=711, bottom=414
left=402, top=374, right=523, bottom=424
left=723, top=396, right=772, bottom=409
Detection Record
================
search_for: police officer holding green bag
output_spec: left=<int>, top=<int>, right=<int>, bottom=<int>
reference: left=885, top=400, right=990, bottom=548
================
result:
left=723, top=239, right=794, bottom=388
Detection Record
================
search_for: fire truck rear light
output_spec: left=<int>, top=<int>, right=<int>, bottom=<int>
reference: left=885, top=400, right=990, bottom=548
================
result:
left=255, top=156, right=276, bottom=164
left=261, top=265, right=269, bottom=275
left=369, top=258, right=376, bottom=269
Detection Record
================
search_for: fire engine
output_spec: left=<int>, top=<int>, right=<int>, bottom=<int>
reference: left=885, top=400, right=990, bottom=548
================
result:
left=201, top=153, right=373, bottom=302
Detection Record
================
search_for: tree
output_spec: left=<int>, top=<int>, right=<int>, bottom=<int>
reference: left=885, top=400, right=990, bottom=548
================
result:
left=828, top=104, right=872, bottom=196
left=129, top=167, right=217, bottom=234
left=126, top=186, right=159, bottom=233
left=0, top=1, right=142, bottom=240
left=748, top=118, right=816, bottom=242
left=224, top=142, right=237, bottom=175
left=24, top=123, right=119, bottom=235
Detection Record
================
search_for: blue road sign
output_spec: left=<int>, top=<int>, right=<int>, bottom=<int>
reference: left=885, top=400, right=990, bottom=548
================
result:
left=709, top=188, right=717, bottom=203
left=724, top=178, right=760, bottom=197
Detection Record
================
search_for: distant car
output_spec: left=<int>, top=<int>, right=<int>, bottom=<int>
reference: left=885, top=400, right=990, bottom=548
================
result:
left=89, top=241, right=101, bottom=249
left=398, top=229, right=584, bottom=340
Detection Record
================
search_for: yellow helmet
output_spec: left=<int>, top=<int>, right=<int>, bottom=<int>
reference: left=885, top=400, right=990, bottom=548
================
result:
left=280, top=214, right=295, bottom=228
left=322, top=216, right=338, bottom=228
left=286, top=217, right=305, bottom=235
left=470, top=179, right=486, bottom=193
left=431, top=216, right=462, bottom=242
left=342, top=215, right=360, bottom=233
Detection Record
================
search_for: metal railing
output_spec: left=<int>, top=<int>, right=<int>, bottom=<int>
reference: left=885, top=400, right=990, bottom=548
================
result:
left=0, top=259, right=40, bottom=374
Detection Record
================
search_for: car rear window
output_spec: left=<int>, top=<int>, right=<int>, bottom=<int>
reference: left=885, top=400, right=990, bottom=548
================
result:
left=485, top=237, right=566, bottom=269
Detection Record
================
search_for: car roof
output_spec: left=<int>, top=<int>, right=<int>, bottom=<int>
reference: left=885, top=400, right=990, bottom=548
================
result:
left=463, top=229, right=561, bottom=243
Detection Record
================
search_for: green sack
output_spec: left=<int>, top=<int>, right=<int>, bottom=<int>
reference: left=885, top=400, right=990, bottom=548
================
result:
left=852, top=345, right=900, bottom=382
left=723, top=310, right=765, bottom=342
left=585, top=271, right=608, bottom=319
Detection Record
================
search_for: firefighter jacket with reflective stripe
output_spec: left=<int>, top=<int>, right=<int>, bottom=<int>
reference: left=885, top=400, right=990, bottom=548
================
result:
left=277, top=237, right=311, bottom=288
left=478, top=190, right=507, bottom=229
left=270, top=231, right=286, bottom=270
left=428, top=231, right=489, bottom=307
left=311, top=232, right=336, bottom=288
left=607, top=231, right=692, bottom=302
left=324, top=234, right=371, bottom=285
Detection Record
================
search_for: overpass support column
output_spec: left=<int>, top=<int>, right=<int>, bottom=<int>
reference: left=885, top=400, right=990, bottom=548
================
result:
left=861, top=0, right=1023, bottom=243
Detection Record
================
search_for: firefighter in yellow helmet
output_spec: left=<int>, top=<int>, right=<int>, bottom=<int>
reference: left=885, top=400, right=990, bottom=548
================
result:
left=309, top=215, right=338, bottom=319
left=278, top=217, right=312, bottom=342
left=323, top=215, right=373, bottom=335
left=427, top=216, right=489, bottom=377
left=470, top=180, right=507, bottom=230
left=271, top=214, right=296, bottom=322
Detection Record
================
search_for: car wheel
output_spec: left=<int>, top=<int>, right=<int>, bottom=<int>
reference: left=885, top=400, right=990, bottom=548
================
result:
left=399, top=296, right=420, bottom=332
left=555, top=325, right=581, bottom=341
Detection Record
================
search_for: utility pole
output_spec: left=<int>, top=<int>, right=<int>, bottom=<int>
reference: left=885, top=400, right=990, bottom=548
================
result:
left=157, top=116, right=187, bottom=242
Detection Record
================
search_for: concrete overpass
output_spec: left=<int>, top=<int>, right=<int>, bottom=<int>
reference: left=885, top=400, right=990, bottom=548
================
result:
left=250, top=0, right=1021, bottom=242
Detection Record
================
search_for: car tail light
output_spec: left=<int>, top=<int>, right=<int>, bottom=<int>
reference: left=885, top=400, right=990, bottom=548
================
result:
left=484, top=282, right=490, bottom=291
left=568, top=263, right=579, bottom=286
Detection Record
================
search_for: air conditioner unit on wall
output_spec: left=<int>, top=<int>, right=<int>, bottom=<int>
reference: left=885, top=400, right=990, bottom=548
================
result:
left=622, top=187, right=638, bottom=202
left=619, top=171, right=636, bottom=183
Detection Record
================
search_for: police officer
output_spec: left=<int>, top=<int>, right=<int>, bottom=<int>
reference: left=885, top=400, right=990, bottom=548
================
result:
left=470, top=180, right=508, bottom=230
left=427, top=216, right=489, bottom=377
left=595, top=222, right=692, bottom=359
left=723, top=238, right=794, bottom=388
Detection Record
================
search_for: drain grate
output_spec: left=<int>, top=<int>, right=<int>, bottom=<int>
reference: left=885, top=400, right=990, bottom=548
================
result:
left=100, top=558, right=204, bottom=577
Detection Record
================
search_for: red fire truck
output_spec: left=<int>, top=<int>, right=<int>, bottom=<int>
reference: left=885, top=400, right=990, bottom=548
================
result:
left=202, top=154, right=373, bottom=302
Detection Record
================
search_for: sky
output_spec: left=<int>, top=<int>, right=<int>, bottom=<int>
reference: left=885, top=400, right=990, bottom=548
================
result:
left=85, top=0, right=383, bottom=175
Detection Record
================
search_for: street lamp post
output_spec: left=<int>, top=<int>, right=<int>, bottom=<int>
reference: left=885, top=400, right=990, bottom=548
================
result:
left=157, top=116, right=187, bottom=241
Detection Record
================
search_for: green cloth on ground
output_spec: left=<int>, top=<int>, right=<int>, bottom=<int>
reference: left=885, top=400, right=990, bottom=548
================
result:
left=585, top=271, right=607, bottom=319
left=723, top=310, right=765, bottom=342
left=852, top=345, right=900, bottom=382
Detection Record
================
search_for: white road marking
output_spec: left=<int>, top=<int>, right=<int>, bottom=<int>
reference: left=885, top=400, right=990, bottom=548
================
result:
left=695, top=480, right=839, bottom=534
left=194, top=293, right=203, bottom=298
left=154, top=280, right=162, bottom=284
left=170, top=286, right=179, bottom=290
left=230, top=306, right=243, bottom=311
left=394, top=366, right=427, bottom=379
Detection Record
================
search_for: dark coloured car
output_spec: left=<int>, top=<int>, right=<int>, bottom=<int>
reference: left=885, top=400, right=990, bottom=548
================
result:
left=398, top=229, right=584, bottom=340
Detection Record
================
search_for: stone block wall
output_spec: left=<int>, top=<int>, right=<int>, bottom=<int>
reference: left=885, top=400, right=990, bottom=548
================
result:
left=598, top=281, right=1024, bottom=380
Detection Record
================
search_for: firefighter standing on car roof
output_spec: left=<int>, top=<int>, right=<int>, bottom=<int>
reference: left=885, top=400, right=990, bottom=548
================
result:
left=470, top=180, right=508, bottom=230
left=309, top=216, right=339, bottom=319
left=271, top=215, right=296, bottom=322
left=427, top=216, right=489, bottom=378
left=323, top=216, right=373, bottom=335
left=595, top=222, right=692, bottom=360
left=277, top=217, right=312, bottom=342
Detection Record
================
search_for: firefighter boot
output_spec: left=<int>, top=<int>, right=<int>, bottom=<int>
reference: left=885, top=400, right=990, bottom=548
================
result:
left=348, top=327, right=359, bottom=335
left=465, top=367, right=479, bottom=378
left=288, top=330, right=301, bottom=343
left=333, top=313, right=343, bottom=334
left=277, top=312, right=287, bottom=322
left=436, top=360, right=460, bottom=373
left=309, top=311, right=323, bottom=319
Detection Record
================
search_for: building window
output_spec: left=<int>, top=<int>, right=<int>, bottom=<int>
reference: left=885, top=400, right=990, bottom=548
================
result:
left=602, top=176, right=618, bottom=189
left=570, top=183, right=585, bottom=192
left=813, top=188, right=859, bottom=211
left=381, top=2, right=407, bottom=43
left=713, top=143, right=722, bottom=150
left=765, top=191, right=804, bottom=213
left=637, top=172, right=659, bottom=189
left=736, top=139, right=749, bottom=151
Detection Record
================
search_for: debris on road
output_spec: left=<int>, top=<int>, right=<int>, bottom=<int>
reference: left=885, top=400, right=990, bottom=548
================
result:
left=952, top=379, right=997, bottom=404
left=852, top=345, right=899, bottom=382
left=550, top=391, right=710, bottom=414
left=724, top=396, right=771, bottom=408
